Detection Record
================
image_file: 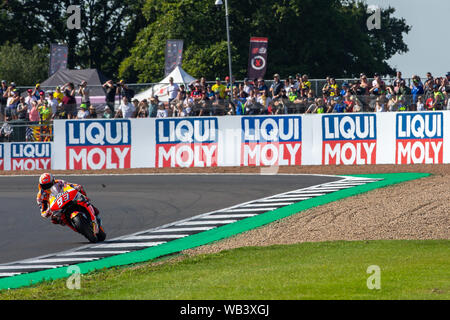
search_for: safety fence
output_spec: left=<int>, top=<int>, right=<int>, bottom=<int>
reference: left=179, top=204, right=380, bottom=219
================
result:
left=0, top=111, right=448, bottom=171
left=0, top=121, right=53, bottom=143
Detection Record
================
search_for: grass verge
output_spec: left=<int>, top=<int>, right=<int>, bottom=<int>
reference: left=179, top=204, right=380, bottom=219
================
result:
left=1, top=239, right=448, bottom=300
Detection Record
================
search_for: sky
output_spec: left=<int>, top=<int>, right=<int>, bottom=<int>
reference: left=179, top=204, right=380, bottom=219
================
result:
left=362, top=0, right=450, bottom=79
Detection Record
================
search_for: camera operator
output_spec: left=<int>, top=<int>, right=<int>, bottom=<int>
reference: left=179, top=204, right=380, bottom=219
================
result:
left=117, top=79, right=135, bottom=101
left=103, top=80, right=117, bottom=113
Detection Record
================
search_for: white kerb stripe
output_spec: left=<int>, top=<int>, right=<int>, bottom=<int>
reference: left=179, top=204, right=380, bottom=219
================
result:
left=0, top=273, right=22, bottom=277
left=21, top=258, right=97, bottom=264
left=0, top=265, right=62, bottom=270
left=94, top=241, right=166, bottom=249
left=153, top=227, right=215, bottom=232
left=244, top=202, right=293, bottom=207
left=59, top=250, right=130, bottom=256
left=201, top=214, right=256, bottom=219
left=177, top=220, right=236, bottom=226
left=223, top=208, right=276, bottom=212
left=121, top=234, right=188, bottom=241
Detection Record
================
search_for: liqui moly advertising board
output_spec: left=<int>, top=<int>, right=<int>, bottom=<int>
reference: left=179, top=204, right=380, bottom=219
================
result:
left=155, top=118, right=218, bottom=168
left=322, top=114, right=376, bottom=165
left=66, top=120, right=131, bottom=170
left=396, top=112, right=443, bottom=164
left=10, top=143, right=51, bottom=170
left=241, top=116, right=302, bottom=166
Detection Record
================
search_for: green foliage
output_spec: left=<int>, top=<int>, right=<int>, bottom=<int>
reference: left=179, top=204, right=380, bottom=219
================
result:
left=120, top=0, right=411, bottom=82
left=0, top=0, right=411, bottom=83
left=0, top=43, right=49, bottom=86
left=1, top=240, right=448, bottom=299
left=0, top=0, right=146, bottom=79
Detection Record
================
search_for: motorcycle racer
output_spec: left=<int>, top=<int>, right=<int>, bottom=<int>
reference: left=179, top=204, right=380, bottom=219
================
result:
left=36, top=173, right=100, bottom=231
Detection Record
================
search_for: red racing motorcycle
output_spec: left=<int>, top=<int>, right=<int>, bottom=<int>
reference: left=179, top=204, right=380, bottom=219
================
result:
left=48, top=184, right=106, bottom=243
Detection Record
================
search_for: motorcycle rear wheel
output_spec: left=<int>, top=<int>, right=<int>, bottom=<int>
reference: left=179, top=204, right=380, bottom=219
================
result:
left=72, top=214, right=98, bottom=243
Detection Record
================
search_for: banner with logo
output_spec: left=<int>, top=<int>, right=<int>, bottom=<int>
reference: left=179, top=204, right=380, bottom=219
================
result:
left=322, top=114, right=377, bottom=165
left=241, top=116, right=302, bottom=166
left=49, top=44, right=68, bottom=77
left=65, top=120, right=131, bottom=170
left=395, top=112, right=443, bottom=164
left=10, top=142, right=51, bottom=171
left=155, top=118, right=218, bottom=168
left=247, top=37, right=268, bottom=80
left=165, top=39, right=184, bottom=76
left=2, top=112, right=449, bottom=172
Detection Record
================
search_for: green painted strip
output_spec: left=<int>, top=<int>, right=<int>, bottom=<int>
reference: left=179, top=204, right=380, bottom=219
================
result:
left=0, top=172, right=430, bottom=290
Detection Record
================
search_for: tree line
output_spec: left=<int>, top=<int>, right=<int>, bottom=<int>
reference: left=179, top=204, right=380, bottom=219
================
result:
left=0, top=0, right=410, bottom=86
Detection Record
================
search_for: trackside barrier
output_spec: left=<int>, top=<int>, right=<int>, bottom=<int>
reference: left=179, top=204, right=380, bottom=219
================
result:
left=0, top=111, right=449, bottom=171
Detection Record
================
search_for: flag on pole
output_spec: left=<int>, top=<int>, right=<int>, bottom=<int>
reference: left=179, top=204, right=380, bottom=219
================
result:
left=247, top=37, right=268, bottom=80
left=165, top=40, right=184, bottom=76
left=49, top=44, right=68, bottom=77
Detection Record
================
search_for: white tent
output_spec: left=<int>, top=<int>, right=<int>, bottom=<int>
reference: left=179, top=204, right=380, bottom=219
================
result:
left=134, top=66, right=196, bottom=102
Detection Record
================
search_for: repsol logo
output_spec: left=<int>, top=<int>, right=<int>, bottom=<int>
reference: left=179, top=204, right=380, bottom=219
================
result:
left=322, top=114, right=376, bottom=165
left=156, top=118, right=218, bottom=168
left=241, top=116, right=302, bottom=166
left=10, top=143, right=51, bottom=171
left=396, top=113, right=443, bottom=164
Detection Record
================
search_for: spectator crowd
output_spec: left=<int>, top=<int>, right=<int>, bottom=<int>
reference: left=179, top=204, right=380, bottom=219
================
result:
left=1, top=71, right=450, bottom=141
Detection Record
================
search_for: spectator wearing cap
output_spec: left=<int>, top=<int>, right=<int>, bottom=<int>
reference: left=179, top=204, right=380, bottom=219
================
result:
left=156, top=101, right=168, bottom=118
left=25, top=89, right=37, bottom=113
left=77, top=103, right=90, bottom=119
left=46, top=90, right=58, bottom=115
left=16, top=96, right=28, bottom=120
left=53, top=86, right=64, bottom=104
left=38, top=100, right=53, bottom=122
left=270, top=73, right=284, bottom=101
left=117, top=79, right=134, bottom=101
left=36, top=90, right=46, bottom=108
left=211, top=78, right=226, bottom=100
left=32, top=83, right=42, bottom=99
left=331, top=96, right=346, bottom=113
left=224, top=76, right=236, bottom=98
left=102, top=105, right=113, bottom=119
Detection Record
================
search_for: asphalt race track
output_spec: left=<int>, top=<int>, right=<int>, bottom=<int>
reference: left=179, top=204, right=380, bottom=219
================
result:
left=0, top=174, right=342, bottom=264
